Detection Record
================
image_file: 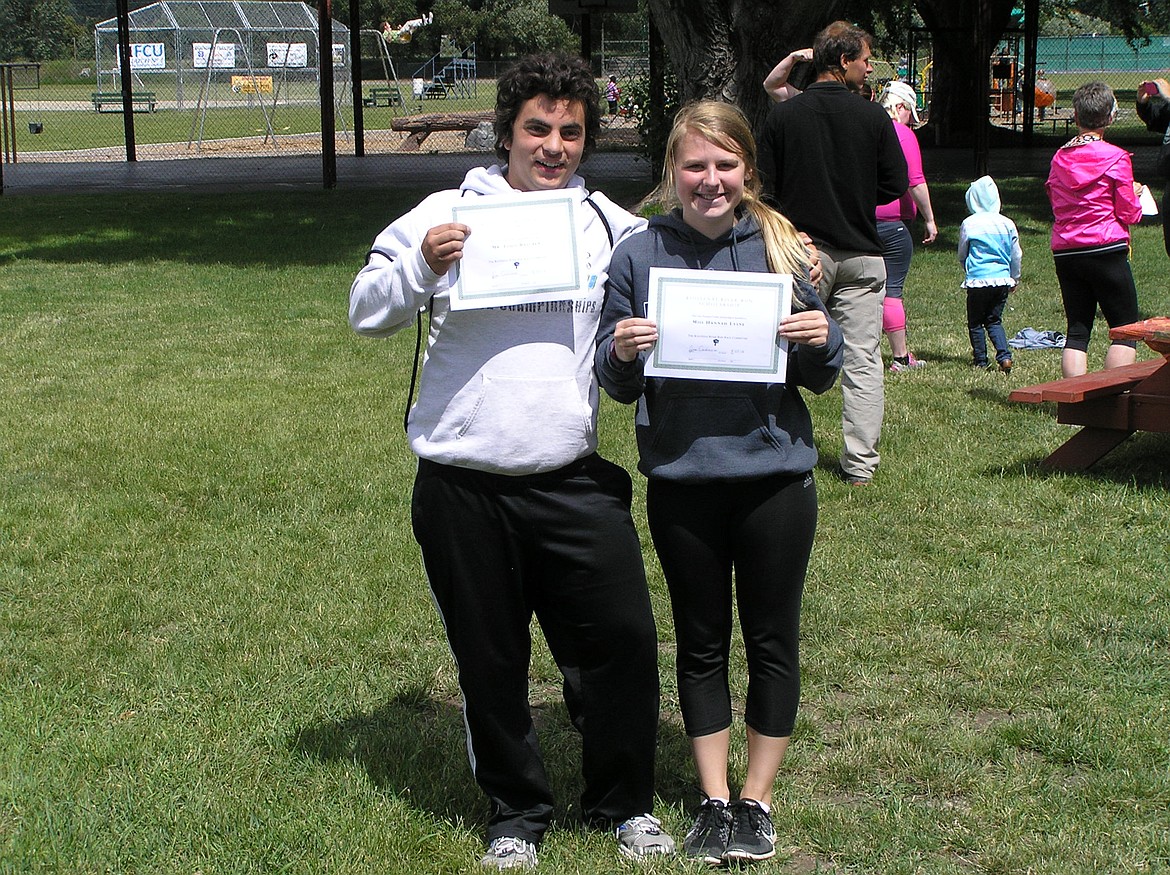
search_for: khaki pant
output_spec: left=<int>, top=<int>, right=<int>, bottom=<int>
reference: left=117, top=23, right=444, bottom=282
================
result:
left=817, top=245, right=887, bottom=481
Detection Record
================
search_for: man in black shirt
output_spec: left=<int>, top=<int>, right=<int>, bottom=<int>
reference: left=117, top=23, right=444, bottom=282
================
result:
left=758, top=21, right=908, bottom=485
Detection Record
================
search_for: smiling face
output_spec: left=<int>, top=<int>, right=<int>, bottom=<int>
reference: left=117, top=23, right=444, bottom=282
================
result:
left=673, top=129, right=747, bottom=239
left=502, top=95, right=586, bottom=192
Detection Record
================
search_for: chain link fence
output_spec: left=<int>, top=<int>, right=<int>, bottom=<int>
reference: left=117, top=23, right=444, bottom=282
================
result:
left=1, top=1, right=650, bottom=192
left=8, top=22, right=1170, bottom=194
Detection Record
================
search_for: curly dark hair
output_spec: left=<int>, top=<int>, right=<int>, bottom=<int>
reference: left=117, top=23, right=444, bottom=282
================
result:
left=494, top=52, right=601, bottom=163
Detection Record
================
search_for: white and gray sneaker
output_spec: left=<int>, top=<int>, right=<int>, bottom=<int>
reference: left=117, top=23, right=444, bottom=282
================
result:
left=616, top=813, right=676, bottom=860
left=480, top=836, right=538, bottom=870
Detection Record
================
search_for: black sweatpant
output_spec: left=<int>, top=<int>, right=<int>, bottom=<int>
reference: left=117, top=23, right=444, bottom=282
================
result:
left=411, top=454, right=660, bottom=845
left=647, top=472, right=816, bottom=739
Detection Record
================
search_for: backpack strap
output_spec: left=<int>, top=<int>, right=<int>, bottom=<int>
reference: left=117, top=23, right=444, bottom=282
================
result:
left=404, top=301, right=430, bottom=433
left=585, top=196, right=614, bottom=248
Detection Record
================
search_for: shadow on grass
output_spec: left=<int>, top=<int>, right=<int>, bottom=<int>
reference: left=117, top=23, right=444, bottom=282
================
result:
left=0, top=189, right=422, bottom=269
left=994, top=430, right=1170, bottom=488
left=289, top=685, right=695, bottom=832
left=968, top=384, right=1031, bottom=408
left=1, top=182, right=652, bottom=271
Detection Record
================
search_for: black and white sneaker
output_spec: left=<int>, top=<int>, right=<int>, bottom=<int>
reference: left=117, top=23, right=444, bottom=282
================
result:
left=683, top=798, right=732, bottom=865
left=724, top=799, right=776, bottom=862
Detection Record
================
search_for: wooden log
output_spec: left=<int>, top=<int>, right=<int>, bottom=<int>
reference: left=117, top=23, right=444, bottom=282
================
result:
left=390, top=112, right=494, bottom=152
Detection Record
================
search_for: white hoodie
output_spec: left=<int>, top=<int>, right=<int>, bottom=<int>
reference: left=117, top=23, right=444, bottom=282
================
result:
left=349, top=165, right=645, bottom=475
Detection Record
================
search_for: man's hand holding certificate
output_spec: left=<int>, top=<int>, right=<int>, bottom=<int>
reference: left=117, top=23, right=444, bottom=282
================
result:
left=644, top=267, right=793, bottom=383
left=448, top=190, right=587, bottom=310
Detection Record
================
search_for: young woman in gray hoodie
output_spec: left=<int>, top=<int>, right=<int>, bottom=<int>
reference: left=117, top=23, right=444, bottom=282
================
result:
left=596, top=101, right=843, bottom=866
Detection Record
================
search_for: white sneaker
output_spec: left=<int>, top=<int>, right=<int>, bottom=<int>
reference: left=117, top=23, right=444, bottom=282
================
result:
left=480, top=836, right=538, bottom=870
left=616, top=813, right=676, bottom=860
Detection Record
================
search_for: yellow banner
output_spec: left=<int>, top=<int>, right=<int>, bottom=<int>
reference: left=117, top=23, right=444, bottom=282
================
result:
left=231, top=75, right=273, bottom=94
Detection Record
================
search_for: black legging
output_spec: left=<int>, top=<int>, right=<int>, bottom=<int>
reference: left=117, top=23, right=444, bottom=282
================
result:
left=1054, top=246, right=1139, bottom=353
left=647, top=471, right=817, bottom=739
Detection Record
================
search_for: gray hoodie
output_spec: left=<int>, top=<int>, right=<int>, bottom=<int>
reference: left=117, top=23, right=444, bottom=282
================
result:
left=595, top=209, right=843, bottom=483
left=350, top=165, right=645, bottom=475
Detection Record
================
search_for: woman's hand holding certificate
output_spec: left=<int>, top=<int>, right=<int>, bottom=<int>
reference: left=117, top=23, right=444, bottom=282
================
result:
left=644, top=267, right=793, bottom=383
left=612, top=318, right=659, bottom=362
left=777, top=308, right=830, bottom=348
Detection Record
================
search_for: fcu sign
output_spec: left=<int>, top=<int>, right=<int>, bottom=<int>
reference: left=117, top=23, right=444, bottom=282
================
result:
left=128, top=43, right=166, bottom=69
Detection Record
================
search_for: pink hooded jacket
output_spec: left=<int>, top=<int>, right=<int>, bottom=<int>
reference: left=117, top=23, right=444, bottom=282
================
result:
left=1046, top=139, right=1143, bottom=251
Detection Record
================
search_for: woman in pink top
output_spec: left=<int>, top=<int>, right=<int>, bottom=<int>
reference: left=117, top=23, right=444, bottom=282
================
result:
left=1046, top=81, right=1144, bottom=377
left=876, top=81, right=938, bottom=373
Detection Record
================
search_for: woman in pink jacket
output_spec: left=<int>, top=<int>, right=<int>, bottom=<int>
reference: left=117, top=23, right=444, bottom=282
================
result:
left=1046, top=81, right=1144, bottom=378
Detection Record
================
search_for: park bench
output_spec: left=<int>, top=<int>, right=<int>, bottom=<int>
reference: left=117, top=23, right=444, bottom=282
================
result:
left=420, top=80, right=451, bottom=99
left=1042, top=107, right=1075, bottom=136
left=1009, top=321, right=1170, bottom=470
left=363, top=87, right=401, bottom=107
left=91, top=91, right=157, bottom=113
left=390, top=111, right=493, bottom=151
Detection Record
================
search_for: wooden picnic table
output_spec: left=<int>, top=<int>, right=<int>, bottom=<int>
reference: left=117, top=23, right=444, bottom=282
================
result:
left=1008, top=317, right=1170, bottom=471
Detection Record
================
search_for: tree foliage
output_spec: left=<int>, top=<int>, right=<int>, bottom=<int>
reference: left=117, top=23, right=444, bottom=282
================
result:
left=478, top=0, right=575, bottom=61
left=1, top=0, right=79, bottom=61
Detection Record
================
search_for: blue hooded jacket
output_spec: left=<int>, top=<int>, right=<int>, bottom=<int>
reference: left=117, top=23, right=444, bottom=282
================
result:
left=958, top=176, right=1022, bottom=288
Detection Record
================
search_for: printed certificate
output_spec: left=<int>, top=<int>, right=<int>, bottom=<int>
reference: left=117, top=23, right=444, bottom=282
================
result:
left=644, top=267, right=792, bottom=382
left=449, top=190, right=585, bottom=310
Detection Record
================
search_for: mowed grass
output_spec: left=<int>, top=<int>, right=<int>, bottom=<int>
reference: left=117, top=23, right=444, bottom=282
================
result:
left=1, top=178, right=1168, bottom=874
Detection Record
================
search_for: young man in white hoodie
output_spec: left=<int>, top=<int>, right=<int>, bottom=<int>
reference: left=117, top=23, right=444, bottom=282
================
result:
left=349, top=53, right=673, bottom=871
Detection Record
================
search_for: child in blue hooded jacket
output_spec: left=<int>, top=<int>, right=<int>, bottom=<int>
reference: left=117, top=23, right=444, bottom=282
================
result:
left=958, top=175, right=1022, bottom=371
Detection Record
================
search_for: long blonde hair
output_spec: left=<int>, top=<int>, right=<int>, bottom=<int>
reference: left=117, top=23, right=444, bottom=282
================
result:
left=657, top=100, right=812, bottom=305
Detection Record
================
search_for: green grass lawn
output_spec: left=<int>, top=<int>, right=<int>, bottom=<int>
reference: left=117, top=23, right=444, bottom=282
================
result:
left=10, top=78, right=510, bottom=153
left=2, top=181, right=1168, bottom=874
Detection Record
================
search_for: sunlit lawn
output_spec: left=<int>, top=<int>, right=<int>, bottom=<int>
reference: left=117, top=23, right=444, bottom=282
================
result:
left=2, top=179, right=1168, bottom=873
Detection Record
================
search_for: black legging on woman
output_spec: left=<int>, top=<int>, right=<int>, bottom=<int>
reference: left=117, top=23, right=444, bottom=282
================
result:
left=1054, top=245, right=1139, bottom=353
left=646, top=471, right=817, bottom=739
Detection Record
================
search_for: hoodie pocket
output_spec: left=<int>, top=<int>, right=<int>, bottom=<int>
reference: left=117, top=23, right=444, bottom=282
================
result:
left=645, top=390, right=781, bottom=465
left=457, top=373, right=592, bottom=459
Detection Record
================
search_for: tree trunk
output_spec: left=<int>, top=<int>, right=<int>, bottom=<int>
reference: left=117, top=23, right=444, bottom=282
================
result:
left=646, top=0, right=845, bottom=131
left=915, top=0, right=1017, bottom=147
left=644, top=0, right=1031, bottom=149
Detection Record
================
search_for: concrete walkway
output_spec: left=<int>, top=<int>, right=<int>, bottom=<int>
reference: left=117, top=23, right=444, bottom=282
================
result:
left=1, top=151, right=655, bottom=195
left=2, top=145, right=1162, bottom=196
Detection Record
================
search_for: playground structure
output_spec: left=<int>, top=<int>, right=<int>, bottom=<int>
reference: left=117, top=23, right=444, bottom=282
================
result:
left=359, top=13, right=476, bottom=115
left=408, top=34, right=477, bottom=103
left=1, top=63, right=42, bottom=164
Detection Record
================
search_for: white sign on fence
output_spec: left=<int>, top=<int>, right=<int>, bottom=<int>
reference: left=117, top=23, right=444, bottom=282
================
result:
left=129, top=43, right=166, bottom=70
left=193, top=43, right=236, bottom=68
left=267, top=43, right=308, bottom=67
